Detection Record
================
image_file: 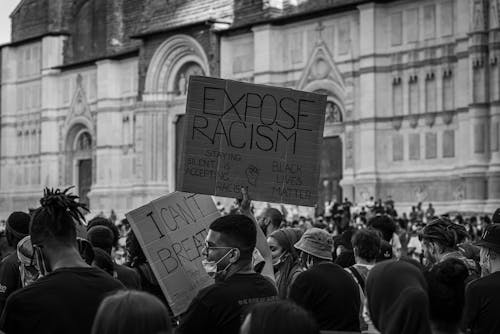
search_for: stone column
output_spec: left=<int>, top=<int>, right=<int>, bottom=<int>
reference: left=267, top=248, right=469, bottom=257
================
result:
left=132, top=99, right=171, bottom=207
left=252, top=24, right=274, bottom=84
left=91, top=59, right=127, bottom=210
left=465, top=0, right=490, bottom=206
left=352, top=3, right=380, bottom=202
left=487, top=0, right=500, bottom=209
left=40, top=36, right=66, bottom=190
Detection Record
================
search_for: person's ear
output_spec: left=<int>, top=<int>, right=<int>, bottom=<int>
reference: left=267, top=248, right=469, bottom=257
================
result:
left=229, top=248, right=240, bottom=263
left=353, top=247, right=359, bottom=258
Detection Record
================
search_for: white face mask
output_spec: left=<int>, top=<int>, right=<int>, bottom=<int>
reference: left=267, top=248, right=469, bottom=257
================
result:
left=272, top=252, right=287, bottom=267
left=202, top=249, right=235, bottom=279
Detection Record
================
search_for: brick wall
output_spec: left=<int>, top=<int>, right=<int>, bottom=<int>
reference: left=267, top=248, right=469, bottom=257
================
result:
left=121, top=0, right=143, bottom=50
left=63, top=0, right=108, bottom=64
left=63, top=0, right=141, bottom=65
left=232, top=0, right=367, bottom=28
left=135, top=0, right=233, bottom=36
left=11, top=0, right=50, bottom=42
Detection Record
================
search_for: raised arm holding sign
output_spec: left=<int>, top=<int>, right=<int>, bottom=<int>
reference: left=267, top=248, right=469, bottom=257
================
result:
left=238, top=187, right=275, bottom=284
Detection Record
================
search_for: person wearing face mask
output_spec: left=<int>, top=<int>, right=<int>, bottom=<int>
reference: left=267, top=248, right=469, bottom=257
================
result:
left=258, top=208, right=283, bottom=236
left=177, top=189, right=278, bottom=334
left=289, top=228, right=360, bottom=332
left=16, top=236, right=39, bottom=287
left=0, top=211, right=30, bottom=316
left=267, top=228, right=303, bottom=299
left=0, top=188, right=124, bottom=334
left=463, top=223, right=500, bottom=334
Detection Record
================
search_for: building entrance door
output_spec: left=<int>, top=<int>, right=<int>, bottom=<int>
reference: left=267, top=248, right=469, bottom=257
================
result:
left=318, top=136, right=343, bottom=213
left=78, top=159, right=92, bottom=208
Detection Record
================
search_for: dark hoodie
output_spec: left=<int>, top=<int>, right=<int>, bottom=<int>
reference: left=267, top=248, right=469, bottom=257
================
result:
left=366, top=260, right=432, bottom=334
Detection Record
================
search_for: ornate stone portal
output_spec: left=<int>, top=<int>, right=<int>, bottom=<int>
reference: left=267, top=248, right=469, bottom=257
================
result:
left=175, top=62, right=204, bottom=96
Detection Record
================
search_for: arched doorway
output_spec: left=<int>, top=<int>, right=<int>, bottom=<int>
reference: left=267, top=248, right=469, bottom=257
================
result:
left=317, top=98, right=345, bottom=214
left=319, top=135, right=343, bottom=211
left=65, top=125, right=93, bottom=208
left=74, top=131, right=92, bottom=208
left=142, top=34, right=209, bottom=189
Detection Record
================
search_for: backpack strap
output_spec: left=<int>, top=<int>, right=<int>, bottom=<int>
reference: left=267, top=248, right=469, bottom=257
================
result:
left=347, top=266, right=365, bottom=292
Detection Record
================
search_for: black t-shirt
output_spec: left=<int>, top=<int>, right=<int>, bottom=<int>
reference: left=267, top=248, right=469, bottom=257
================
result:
left=177, top=273, right=278, bottom=334
left=114, top=263, right=141, bottom=289
left=0, top=253, right=21, bottom=316
left=464, top=271, right=500, bottom=334
left=0, top=267, right=124, bottom=334
left=289, top=262, right=360, bottom=332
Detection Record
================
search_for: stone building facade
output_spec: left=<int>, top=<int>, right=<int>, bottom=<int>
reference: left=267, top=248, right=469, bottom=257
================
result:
left=0, top=0, right=498, bottom=217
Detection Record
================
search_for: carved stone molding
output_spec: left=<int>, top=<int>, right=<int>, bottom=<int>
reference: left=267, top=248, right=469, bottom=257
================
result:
left=442, top=110, right=454, bottom=125
left=425, top=113, right=436, bottom=127
left=392, top=116, right=403, bottom=130
left=409, top=114, right=419, bottom=128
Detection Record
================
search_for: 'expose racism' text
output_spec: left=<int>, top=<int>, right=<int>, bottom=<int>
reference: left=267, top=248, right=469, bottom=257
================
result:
left=192, top=86, right=315, bottom=154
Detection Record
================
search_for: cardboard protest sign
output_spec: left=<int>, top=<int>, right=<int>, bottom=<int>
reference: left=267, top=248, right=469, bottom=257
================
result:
left=125, top=192, right=220, bottom=316
left=177, top=76, right=327, bottom=206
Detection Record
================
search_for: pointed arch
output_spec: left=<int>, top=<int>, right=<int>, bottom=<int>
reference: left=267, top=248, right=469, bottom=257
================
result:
left=65, top=74, right=94, bottom=139
left=297, top=41, right=346, bottom=112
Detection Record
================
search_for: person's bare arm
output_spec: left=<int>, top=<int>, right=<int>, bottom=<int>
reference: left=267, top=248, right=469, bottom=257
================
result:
left=238, top=188, right=276, bottom=284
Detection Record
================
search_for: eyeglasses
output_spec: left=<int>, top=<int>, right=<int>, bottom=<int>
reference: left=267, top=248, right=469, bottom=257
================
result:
left=202, top=242, right=234, bottom=256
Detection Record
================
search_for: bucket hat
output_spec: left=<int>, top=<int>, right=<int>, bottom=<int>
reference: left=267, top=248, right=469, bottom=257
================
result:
left=294, top=228, right=333, bottom=260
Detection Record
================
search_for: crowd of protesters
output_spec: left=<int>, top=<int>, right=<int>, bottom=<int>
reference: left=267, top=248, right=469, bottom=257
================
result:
left=0, top=187, right=499, bottom=334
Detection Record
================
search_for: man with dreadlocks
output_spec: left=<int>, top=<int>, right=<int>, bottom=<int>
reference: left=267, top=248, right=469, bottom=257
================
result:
left=0, top=187, right=123, bottom=334
left=420, top=216, right=480, bottom=281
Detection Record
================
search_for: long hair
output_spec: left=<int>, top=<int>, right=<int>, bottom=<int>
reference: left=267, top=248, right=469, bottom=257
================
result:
left=420, top=217, right=469, bottom=252
left=91, top=290, right=172, bottom=334
left=425, top=258, right=468, bottom=333
left=269, top=228, right=303, bottom=298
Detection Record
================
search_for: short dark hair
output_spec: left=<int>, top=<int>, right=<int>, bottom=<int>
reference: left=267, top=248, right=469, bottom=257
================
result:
left=88, top=226, right=114, bottom=254
left=368, top=215, right=396, bottom=242
left=87, top=217, right=120, bottom=248
left=6, top=211, right=30, bottom=247
left=425, top=258, right=468, bottom=332
left=209, top=214, right=256, bottom=261
left=352, top=229, right=381, bottom=262
left=263, top=208, right=283, bottom=229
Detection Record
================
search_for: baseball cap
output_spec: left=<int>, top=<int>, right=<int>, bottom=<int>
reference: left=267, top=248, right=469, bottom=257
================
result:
left=475, top=223, right=500, bottom=254
left=294, top=228, right=333, bottom=260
